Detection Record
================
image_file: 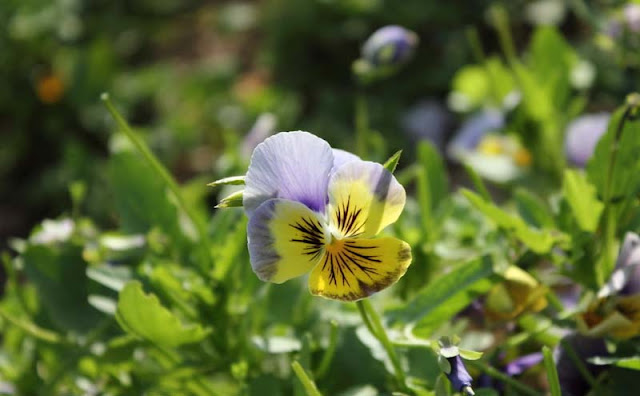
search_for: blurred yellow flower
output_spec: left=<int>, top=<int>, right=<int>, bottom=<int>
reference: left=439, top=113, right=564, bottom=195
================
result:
left=485, top=266, right=548, bottom=321
left=36, top=74, right=64, bottom=104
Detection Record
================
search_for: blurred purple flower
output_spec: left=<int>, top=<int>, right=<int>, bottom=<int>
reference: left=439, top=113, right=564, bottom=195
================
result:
left=625, top=4, right=640, bottom=33
left=402, top=99, right=451, bottom=150
left=504, top=352, right=543, bottom=376
left=604, top=17, right=623, bottom=39
left=241, top=113, right=277, bottom=159
left=362, top=25, right=418, bottom=67
left=446, top=355, right=473, bottom=393
left=554, top=333, right=608, bottom=396
left=564, top=113, right=610, bottom=168
left=447, top=110, right=505, bottom=159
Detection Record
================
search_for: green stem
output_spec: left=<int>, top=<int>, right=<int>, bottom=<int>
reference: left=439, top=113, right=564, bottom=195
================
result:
left=315, top=320, right=339, bottom=379
left=0, top=306, right=63, bottom=344
left=559, top=339, right=597, bottom=388
left=490, top=5, right=517, bottom=64
left=292, top=361, right=323, bottom=396
left=542, top=346, right=562, bottom=396
left=101, top=93, right=213, bottom=270
left=356, top=299, right=378, bottom=338
left=355, top=93, right=369, bottom=157
left=356, top=299, right=407, bottom=389
left=467, top=360, right=541, bottom=396
left=598, top=103, right=634, bottom=285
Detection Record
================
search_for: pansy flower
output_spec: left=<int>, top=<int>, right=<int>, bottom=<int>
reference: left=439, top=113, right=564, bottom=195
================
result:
left=243, top=131, right=411, bottom=301
left=447, top=110, right=531, bottom=183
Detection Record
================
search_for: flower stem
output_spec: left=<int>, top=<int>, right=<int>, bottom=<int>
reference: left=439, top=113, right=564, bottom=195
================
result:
left=542, top=346, right=562, bottom=396
left=292, top=361, right=323, bottom=396
left=355, top=93, right=369, bottom=158
left=100, top=93, right=213, bottom=271
left=356, top=299, right=407, bottom=390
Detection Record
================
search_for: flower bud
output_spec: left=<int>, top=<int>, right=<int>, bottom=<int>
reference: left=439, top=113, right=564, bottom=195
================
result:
left=446, top=355, right=473, bottom=394
left=361, top=25, right=418, bottom=68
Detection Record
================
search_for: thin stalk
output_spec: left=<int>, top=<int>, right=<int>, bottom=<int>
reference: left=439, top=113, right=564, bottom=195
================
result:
left=542, top=346, right=562, bottom=396
left=356, top=299, right=378, bottom=338
left=101, top=93, right=213, bottom=270
left=315, top=320, right=339, bottom=379
left=356, top=299, right=407, bottom=389
left=0, top=306, right=63, bottom=344
left=355, top=93, right=369, bottom=157
left=467, top=360, right=541, bottom=396
left=599, top=104, right=634, bottom=284
left=292, top=361, right=323, bottom=396
left=560, top=339, right=597, bottom=388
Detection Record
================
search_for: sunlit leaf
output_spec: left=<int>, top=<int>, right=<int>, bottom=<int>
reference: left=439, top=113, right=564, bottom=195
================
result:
left=562, top=170, right=604, bottom=232
left=115, top=281, right=210, bottom=348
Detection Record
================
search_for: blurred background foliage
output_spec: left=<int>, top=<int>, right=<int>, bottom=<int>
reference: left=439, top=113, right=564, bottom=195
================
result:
left=4, top=0, right=640, bottom=394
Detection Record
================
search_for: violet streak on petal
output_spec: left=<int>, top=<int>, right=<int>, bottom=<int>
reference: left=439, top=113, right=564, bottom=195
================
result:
left=243, top=131, right=334, bottom=216
left=564, top=113, right=610, bottom=168
left=446, top=355, right=473, bottom=392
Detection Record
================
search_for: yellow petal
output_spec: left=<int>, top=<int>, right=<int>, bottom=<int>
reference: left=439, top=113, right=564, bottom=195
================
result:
left=308, top=237, right=411, bottom=301
left=327, top=161, right=406, bottom=238
left=248, top=199, right=326, bottom=283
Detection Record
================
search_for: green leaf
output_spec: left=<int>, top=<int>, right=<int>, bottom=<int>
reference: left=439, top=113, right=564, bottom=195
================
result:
left=109, top=151, right=181, bottom=236
left=562, top=170, right=604, bottom=232
left=461, top=189, right=558, bottom=254
left=215, top=189, right=244, bottom=208
left=207, top=175, right=245, bottom=187
left=383, top=150, right=402, bottom=173
left=514, top=188, right=555, bottom=229
left=587, top=108, right=640, bottom=205
left=590, top=356, right=640, bottom=370
left=390, top=256, right=495, bottom=332
left=22, top=244, right=101, bottom=333
left=115, top=281, right=210, bottom=348
left=458, top=349, right=483, bottom=361
left=416, top=141, right=449, bottom=239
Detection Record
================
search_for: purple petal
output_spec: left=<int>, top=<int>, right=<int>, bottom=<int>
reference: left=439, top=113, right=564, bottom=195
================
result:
left=243, top=131, right=334, bottom=216
left=446, top=355, right=473, bottom=392
left=505, top=352, right=543, bottom=376
left=564, top=113, right=610, bottom=168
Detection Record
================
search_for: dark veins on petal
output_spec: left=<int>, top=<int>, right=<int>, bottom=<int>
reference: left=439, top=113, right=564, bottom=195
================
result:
left=322, top=242, right=380, bottom=287
left=335, top=195, right=365, bottom=237
left=289, top=216, right=325, bottom=260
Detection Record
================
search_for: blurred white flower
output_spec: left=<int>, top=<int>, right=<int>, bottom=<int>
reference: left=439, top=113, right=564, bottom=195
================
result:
left=525, top=0, right=566, bottom=26
left=241, top=113, right=278, bottom=159
left=31, top=218, right=74, bottom=245
left=570, top=60, right=596, bottom=90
